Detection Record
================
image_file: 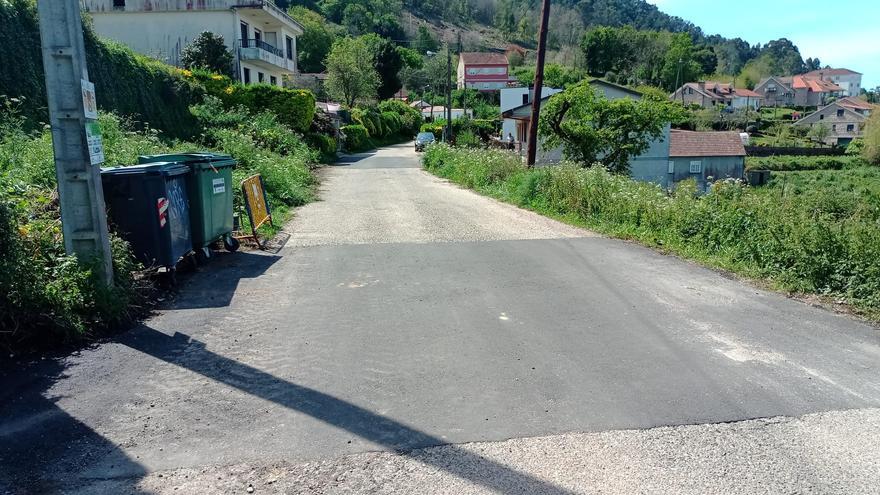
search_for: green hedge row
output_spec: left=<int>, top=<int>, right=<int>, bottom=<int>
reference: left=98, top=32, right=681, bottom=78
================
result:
left=746, top=155, right=867, bottom=172
left=0, top=0, right=204, bottom=140
left=423, top=144, right=880, bottom=317
left=185, top=70, right=315, bottom=133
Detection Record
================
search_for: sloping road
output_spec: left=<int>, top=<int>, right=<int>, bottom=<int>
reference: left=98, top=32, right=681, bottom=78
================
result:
left=1, top=143, right=879, bottom=494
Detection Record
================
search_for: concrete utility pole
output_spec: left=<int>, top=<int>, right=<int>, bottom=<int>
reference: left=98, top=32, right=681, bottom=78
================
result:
left=446, top=41, right=453, bottom=142
left=37, top=0, right=113, bottom=284
left=526, top=0, right=551, bottom=167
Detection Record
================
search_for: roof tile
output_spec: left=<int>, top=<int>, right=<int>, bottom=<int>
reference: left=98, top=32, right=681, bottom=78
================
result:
left=669, top=130, right=746, bottom=158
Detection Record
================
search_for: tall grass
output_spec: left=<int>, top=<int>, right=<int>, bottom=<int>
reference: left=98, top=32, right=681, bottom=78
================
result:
left=423, top=144, right=880, bottom=317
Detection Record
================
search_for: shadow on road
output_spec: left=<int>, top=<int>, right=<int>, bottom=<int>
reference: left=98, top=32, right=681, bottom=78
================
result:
left=116, top=326, right=577, bottom=494
left=330, top=150, right=377, bottom=166
left=0, top=357, right=150, bottom=495
left=167, top=251, right=280, bottom=310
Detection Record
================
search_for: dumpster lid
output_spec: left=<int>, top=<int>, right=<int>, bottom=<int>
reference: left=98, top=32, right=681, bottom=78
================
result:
left=101, top=162, right=190, bottom=177
left=138, top=152, right=235, bottom=168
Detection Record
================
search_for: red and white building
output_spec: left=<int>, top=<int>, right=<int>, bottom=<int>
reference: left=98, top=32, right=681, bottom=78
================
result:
left=457, top=52, right=512, bottom=92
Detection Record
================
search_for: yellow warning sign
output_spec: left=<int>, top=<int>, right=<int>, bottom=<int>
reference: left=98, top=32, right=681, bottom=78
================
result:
left=241, top=175, right=272, bottom=247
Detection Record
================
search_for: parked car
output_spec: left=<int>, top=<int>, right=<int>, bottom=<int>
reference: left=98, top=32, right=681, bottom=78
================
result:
left=415, top=132, right=436, bottom=152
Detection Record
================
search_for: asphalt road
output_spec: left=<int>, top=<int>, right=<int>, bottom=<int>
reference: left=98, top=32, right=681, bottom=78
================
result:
left=2, top=143, right=879, bottom=494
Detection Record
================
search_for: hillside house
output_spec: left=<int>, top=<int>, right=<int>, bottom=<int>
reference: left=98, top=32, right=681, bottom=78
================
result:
left=804, top=68, right=862, bottom=97
left=420, top=107, right=471, bottom=121
left=671, top=82, right=763, bottom=110
left=457, top=52, right=512, bottom=92
left=667, top=131, right=746, bottom=191
left=794, top=102, right=869, bottom=146
left=754, top=75, right=843, bottom=108
left=499, top=86, right=563, bottom=146
left=502, top=80, right=746, bottom=189
left=836, top=96, right=874, bottom=116
left=81, top=0, right=302, bottom=87
left=501, top=80, right=670, bottom=176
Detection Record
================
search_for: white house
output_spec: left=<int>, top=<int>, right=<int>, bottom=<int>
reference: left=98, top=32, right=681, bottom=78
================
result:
left=804, top=68, right=863, bottom=98
left=500, top=86, right=562, bottom=143
left=420, top=106, right=472, bottom=121
left=81, top=0, right=303, bottom=87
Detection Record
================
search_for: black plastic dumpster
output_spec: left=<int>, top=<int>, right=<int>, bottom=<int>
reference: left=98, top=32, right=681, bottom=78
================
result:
left=138, top=153, right=238, bottom=254
left=101, top=162, right=193, bottom=273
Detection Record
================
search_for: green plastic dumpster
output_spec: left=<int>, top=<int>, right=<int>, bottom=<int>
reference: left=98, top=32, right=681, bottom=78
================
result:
left=138, top=153, right=238, bottom=253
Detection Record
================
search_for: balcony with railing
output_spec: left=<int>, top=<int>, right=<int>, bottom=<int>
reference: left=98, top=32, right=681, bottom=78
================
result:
left=239, top=39, right=295, bottom=74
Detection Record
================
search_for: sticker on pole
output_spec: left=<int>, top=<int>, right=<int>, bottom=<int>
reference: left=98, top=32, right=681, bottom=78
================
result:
left=85, top=122, right=104, bottom=165
left=81, top=79, right=98, bottom=120
left=212, top=178, right=226, bottom=194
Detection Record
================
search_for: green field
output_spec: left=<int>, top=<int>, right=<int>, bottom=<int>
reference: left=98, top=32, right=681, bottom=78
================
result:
left=765, top=167, right=880, bottom=197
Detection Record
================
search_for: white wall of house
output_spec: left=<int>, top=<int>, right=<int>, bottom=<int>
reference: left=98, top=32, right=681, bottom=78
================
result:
left=85, top=2, right=298, bottom=87
left=89, top=10, right=235, bottom=67
left=732, top=96, right=761, bottom=110
left=826, top=74, right=862, bottom=97
left=500, top=87, right=561, bottom=142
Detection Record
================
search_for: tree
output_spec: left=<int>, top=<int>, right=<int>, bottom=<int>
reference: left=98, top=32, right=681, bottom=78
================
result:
left=538, top=81, right=685, bottom=173
left=863, top=111, right=880, bottom=165
left=808, top=122, right=831, bottom=147
left=414, top=25, right=439, bottom=54
left=325, top=37, right=379, bottom=107
left=661, top=33, right=701, bottom=90
left=180, top=31, right=233, bottom=77
left=289, top=6, right=338, bottom=73
left=581, top=26, right=635, bottom=77
left=360, top=34, right=404, bottom=100
left=805, top=57, right=821, bottom=72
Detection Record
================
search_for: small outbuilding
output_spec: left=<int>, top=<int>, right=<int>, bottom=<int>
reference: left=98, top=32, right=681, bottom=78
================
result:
left=666, top=130, right=746, bottom=190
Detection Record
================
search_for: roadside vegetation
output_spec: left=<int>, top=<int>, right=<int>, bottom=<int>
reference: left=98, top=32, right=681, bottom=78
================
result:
left=0, top=3, right=324, bottom=351
left=423, top=144, right=880, bottom=319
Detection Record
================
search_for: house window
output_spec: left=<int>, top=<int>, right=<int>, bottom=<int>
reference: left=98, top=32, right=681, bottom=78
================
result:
left=243, top=67, right=251, bottom=84
left=668, top=161, right=675, bottom=174
left=240, top=22, right=249, bottom=46
left=832, top=124, right=837, bottom=131
left=837, top=109, right=844, bottom=117
left=254, top=28, right=262, bottom=44
left=285, top=36, right=294, bottom=60
left=113, top=0, right=125, bottom=7
left=689, top=160, right=702, bottom=173
left=257, top=72, right=264, bottom=83
left=522, top=94, right=529, bottom=105
left=270, top=75, right=277, bottom=86
left=847, top=124, right=855, bottom=132
left=819, top=114, right=825, bottom=120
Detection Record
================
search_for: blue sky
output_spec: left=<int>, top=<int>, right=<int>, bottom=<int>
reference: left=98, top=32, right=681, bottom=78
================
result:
left=647, top=0, right=879, bottom=88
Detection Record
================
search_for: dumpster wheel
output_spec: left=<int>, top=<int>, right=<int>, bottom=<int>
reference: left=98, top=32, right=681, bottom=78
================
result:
left=224, top=235, right=240, bottom=252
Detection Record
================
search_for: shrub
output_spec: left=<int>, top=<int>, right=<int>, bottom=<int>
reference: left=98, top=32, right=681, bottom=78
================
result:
left=377, top=99, right=422, bottom=136
left=341, top=124, right=370, bottom=152
left=745, top=155, right=865, bottom=172
left=180, top=31, right=234, bottom=77
left=864, top=111, right=880, bottom=165
left=223, top=84, right=316, bottom=133
left=304, top=132, right=338, bottom=161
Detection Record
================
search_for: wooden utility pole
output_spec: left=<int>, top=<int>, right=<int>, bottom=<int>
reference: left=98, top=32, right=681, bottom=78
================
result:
left=526, top=0, right=551, bottom=167
left=37, top=0, right=113, bottom=285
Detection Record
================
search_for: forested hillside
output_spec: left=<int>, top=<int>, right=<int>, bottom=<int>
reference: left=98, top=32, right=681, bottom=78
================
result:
left=279, top=0, right=816, bottom=92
